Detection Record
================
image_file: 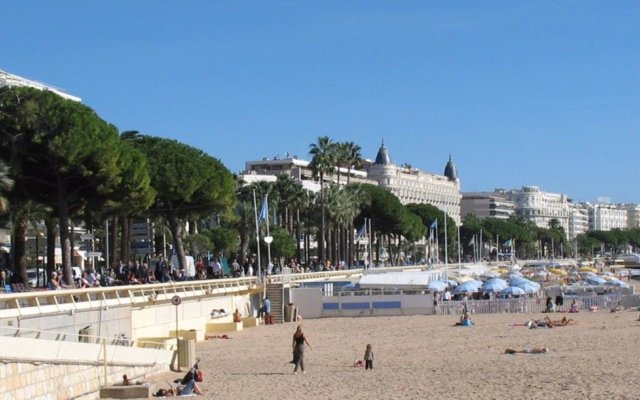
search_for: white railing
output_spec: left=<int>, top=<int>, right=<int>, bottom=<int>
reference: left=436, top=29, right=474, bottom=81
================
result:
left=0, top=277, right=258, bottom=318
left=435, top=294, right=638, bottom=315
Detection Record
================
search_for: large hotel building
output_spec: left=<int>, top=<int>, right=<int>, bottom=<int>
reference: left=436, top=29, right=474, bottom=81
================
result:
left=242, top=142, right=462, bottom=225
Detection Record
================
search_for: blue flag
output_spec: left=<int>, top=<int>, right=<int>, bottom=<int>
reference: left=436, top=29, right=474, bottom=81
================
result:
left=258, top=195, right=268, bottom=222
left=355, top=222, right=367, bottom=240
left=430, top=219, right=438, bottom=229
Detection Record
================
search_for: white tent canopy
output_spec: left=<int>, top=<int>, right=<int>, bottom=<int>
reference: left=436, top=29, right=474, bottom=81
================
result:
left=357, top=271, right=444, bottom=289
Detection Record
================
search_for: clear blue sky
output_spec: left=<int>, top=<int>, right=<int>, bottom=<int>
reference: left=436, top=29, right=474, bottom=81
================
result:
left=2, top=1, right=639, bottom=203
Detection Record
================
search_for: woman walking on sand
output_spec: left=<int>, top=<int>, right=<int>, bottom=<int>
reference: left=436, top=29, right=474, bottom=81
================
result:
left=292, top=325, right=311, bottom=374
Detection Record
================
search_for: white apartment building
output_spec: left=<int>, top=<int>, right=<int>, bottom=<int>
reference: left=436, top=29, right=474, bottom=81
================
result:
left=503, top=186, right=571, bottom=235
left=242, top=154, right=372, bottom=192
left=461, top=191, right=514, bottom=220
left=587, top=203, right=627, bottom=231
left=0, top=69, right=80, bottom=102
left=365, top=142, right=462, bottom=225
left=624, top=204, right=640, bottom=229
left=568, top=203, right=589, bottom=239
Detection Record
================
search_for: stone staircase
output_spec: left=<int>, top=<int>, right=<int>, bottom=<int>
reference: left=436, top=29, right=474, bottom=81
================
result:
left=265, top=283, right=284, bottom=323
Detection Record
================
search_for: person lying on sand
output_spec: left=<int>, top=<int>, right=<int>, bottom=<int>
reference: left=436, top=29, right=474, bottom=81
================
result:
left=523, top=316, right=575, bottom=329
left=504, top=348, right=548, bottom=354
left=544, top=316, right=576, bottom=327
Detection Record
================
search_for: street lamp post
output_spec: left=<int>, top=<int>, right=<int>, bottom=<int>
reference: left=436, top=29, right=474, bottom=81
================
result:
left=264, top=236, right=273, bottom=274
left=263, top=235, right=273, bottom=299
left=35, top=232, right=43, bottom=287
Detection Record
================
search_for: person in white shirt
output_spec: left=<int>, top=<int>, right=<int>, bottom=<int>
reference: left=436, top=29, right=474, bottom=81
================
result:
left=212, top=258, right=222, bottom=279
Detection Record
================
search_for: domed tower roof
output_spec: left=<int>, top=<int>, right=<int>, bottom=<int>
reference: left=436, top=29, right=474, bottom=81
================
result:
left=374, top=140, right=392, bottom=165
left=444, top=155, right=459, bottom=182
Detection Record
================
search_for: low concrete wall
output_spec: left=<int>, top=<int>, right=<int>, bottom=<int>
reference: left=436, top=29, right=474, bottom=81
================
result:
left=291, top=288, right=434, bottom=318
left=0, top=336, right=171, bottom=400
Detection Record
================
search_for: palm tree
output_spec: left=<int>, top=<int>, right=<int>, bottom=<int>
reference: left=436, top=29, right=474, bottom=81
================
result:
left=309, top=136, right=336, bottom=262
left=232, top=199, right=254, bottom=264
left=342, top=142, right=362, bottom=185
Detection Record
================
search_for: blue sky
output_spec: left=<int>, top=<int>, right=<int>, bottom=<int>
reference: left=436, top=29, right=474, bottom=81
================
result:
left=2, top=1, right=639, bottom=203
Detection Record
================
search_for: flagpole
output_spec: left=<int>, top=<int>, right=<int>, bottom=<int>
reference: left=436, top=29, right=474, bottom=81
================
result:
left=368, top=218, right=373, bottom=268
left=444, top=211, right=448, bottom=281
left=252, top=190, right=262, bottom=281
left=435, top=220, right=439, bottom=265
left=265, top=193, right=271, bottom=275
left=479, top=229, right=483, bottom=262
left=456, top=224, right=461, bottom=275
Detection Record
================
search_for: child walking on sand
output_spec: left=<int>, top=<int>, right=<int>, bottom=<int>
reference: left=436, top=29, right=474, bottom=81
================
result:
left=364, top=344, right=374, bottom=370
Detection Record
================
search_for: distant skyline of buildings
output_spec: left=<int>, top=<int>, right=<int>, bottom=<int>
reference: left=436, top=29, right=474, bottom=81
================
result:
left=242, top=145, right=640, bottom=240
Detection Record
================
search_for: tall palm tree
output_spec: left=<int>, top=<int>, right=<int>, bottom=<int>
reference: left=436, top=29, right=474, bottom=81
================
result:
left=274, top=174, right=300, bottom=232
left=309, top=136, right=336, bottom=262
left=342, top=142, right=362, bottom=185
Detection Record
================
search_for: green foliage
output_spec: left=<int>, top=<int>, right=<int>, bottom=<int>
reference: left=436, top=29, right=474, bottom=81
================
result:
left=183, top=233, right=212, bottom=256
left=133, top=136, right=236, bottom=218
left=356, top=184, right=405, bottom=233
left=270, top=226, right=296, bottom=259
left=0, top=87, right=137, bottom=280
left=205, top=226, right=238, bottom=255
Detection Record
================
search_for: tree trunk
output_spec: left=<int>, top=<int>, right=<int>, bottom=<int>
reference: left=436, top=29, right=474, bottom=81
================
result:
left=12, top=215, right=28, bottom=284
left=45, top=218, right=56, bottom=285
left=56, top=179, right=73, bottom=286
left=167, top=211, right=187, bottom=270
left=120, top=216, right=130, bottom=263
left=110, top=217, right=118, bottom=268
left=239, top=231, right=249, bottom=264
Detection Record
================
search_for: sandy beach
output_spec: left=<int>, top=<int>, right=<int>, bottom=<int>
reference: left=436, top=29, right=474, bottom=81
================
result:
left=147, top=309, right=640, bottom=400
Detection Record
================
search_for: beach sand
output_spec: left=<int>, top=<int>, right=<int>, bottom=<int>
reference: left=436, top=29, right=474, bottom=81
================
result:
left=149, top=311, right=640, bottom=400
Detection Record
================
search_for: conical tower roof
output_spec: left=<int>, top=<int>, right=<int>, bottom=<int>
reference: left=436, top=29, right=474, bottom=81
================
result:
left=444, top=155, right=459, bottom=181
left=374, top=140, right=392, bottom=165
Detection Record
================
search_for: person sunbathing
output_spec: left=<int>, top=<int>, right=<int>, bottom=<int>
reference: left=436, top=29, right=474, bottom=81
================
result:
left=504, top=347, right=548, bottom=354
left=544, top=316, right=576, bottom=327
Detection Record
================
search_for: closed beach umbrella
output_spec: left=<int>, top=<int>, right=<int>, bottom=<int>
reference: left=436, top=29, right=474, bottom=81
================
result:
left=481, top=278, right=508, bottom=293
left=500, top=286, right=526, bottom=296
left=549, top=268, right=567, bottom=276
left=427, top=280, right=449, bottom=291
